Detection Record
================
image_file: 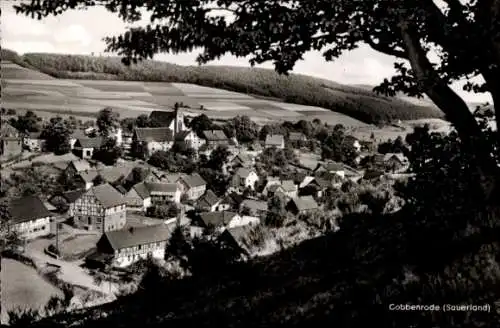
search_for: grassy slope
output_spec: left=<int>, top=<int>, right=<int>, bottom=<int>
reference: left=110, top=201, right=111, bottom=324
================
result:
left=1, top=49, right=442, bottom=125
left=26, top=209, right=500, bottom=328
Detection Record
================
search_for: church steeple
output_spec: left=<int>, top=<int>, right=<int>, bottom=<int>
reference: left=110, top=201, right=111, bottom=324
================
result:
left=173, top=102, right=184, bottom=135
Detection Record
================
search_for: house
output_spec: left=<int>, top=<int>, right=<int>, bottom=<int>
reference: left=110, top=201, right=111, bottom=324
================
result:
left=125, top=182, right=151, bottom=211
left=64, top=160, right=93, bottom=177
left=300, top=178, right=331, bottom=198
left=299, top=176, right=316, bottom=189
left=239, top=199, right=268, bottom=217
left=261, top=177, right=281, bottom=196
left=147, top=182, right=182, bottom=205
left=363, top=169, right=385, bottom=181
left=196, top=190, right=221, bottom=212
left=248, top=142, right=263, bottom=153
left=223, top=192, right=245, bottom=211
left=23, top=132, right=45, bottom=152
left=95, top=224, right=172, bottom=267
left=227, top=215, right=260, bottom=229
left=288, top=132, right=307, bottom=145
left=195, top=211, right=240, bottom=229
left=265, top=134, right=285, bottom=149
left=219, top=225, right=255, bottom=256
left=121, top=131, right=133, bottom=152
left=266, top=184, right=286, bottom=198
left=77, top=170, right=100, bottom=190
left=281, top=180, right=298, bottom=198
left=230, top=152, right=254, bottom=170
left=48, top=189, right=86, bottom=215
left=123, top=166, right=161, bottom=187
left=231, top=168, right=259, bottom=191
left=8, top=196, right=54, bottom=240
left=69, top=130, right=87, bottom=149
left=314, top=162, right=345, bottom=178
left=286, top=196, right=319, bottom=215
left=178, top=173, right=207, bottom=200
left=175, top=130, right=205, bottom=150
left=383, top=153, right=409, bottom=172
left=70, top=183, right=127, bottom=232
left=202, top=130, right=229, bottom=147
left=0, top=122, right=23, bottom=158
left=342, top=164, right=363, bottom=182
left=73, top=137, right=103, bottom=159
left=132, top=127, right=174, bottom=157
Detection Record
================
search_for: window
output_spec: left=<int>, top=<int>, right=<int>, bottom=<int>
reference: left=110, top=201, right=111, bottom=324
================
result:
left=138, top=245, right=142, bottom=250
left=87, top=217, right=92, bottom=225
left=96, top=217, right=102, bottom=223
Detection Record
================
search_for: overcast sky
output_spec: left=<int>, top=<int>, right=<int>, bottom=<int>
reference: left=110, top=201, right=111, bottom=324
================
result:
left=1, top=2, right=491, bottom=104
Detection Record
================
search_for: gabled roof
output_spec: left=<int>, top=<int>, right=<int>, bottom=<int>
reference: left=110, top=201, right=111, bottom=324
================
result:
left=289, top=132, right=307, bottom=141
left=180, top=173, right=206, bottom=188
left=0, top=122, right=20, bottom=138
left=290, top=196, right=319, bottom=212
left=97, top=166, right=133, bottom=184
left=234, top=167, right=255, bottom=179
left=145, top=182, right=179, bottom=194
left=224, top=192, right=244, bottom=206
left=383, top=153, right=407, bottom=163
left=265, top=134, right=284, bottom=146
left=27, top=131, right=43, bottom=139
left=281, top=180, right=297, bottom=192
left=103, top=224, right=172, bottom=250
left=199, top=211, right=238, bottom=227
left=75, top=137, right=103, bottom=149
left=161, top=173, right=185, bottom=183
left=134, top=127, right=174, bottom=142
left=299, top=176, right=315, bottom=188
left=221, top=225, right=254, bottom=254
left=91, top=183, right=126, bottom=208
left=197, top=190, right=220, bottom=208
left=70, top=129, right=86, bottom=140
left=132, top=182, right=150, bottom=199
left=202, top=130, right=228, bottom=141
left=240, top=199, right=268, bottom=212
left=9, top=195, right=54, bottom=224
left=364, top=169, right=384, bottom=180
left=323, top=162, right=344, bottom=172
left=312, top=178, right=331, bottom=189
left=69, top=160, right=92, bottom=172
left=114, top=185, right=128, bottom=195
left=63, top=189, right=86, bottom=203
left=79, top=170, right=100, bottom=183
left=232, top=153, right=252, bottom=164
left=149, top=111, right=176, bottom=126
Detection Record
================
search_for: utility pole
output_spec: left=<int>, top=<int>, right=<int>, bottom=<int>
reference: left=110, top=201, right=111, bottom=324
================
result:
left=55, top=217, right=59, bottom=256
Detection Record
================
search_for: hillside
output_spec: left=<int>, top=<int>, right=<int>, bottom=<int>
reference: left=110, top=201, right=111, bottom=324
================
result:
left=1, top=49, right=442, bottom=125
left=21, top=209, right=500, bottom=328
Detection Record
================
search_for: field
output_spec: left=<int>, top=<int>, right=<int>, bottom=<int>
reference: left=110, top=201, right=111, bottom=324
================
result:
left=1, top=49, right=444, bottom=125
left=1, top=258, right=63, bottom=325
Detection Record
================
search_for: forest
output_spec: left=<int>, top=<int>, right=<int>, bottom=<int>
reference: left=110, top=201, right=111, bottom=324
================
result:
left=1, top=49, right=442, bottom=125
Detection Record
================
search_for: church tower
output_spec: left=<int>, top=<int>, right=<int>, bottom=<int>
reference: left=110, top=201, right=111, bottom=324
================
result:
left=173, top=103, right=185, bottom=135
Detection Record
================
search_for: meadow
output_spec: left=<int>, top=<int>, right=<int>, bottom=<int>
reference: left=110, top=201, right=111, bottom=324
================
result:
left=1, top=258, right=63, bottom=325
left=1, top=49, right=443, bottom=125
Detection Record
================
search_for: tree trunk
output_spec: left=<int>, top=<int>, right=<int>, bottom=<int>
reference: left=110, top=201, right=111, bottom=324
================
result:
left=398, top=20, right=500, bottom=202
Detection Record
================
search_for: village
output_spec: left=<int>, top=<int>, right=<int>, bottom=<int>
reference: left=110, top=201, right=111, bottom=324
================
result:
left=0, top=104, right=411, bottom=316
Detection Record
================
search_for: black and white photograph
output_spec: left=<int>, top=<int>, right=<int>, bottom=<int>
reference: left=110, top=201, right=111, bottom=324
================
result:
left=0, top=0, right=499, bottom=327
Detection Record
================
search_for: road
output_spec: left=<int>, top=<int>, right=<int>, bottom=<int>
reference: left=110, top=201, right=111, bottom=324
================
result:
left=25, top=239, right=119, bottom=297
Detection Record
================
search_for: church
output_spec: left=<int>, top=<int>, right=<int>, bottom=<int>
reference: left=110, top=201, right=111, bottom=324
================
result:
left=132, top=106, right=204, bottom=158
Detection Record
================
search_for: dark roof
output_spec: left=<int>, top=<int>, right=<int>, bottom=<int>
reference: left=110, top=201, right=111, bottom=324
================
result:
left=224, top=192, right=244, bottom=206
left=221, top=225, right=254, bottom=254
left=9, top=195, right=54, bottom=224
left=364, top=169, right=384, bottom=180
left=290, top=196, right=319, bottom=212
left=134, top=128, right=174, bottom=142
left=149, top=111, right=176, bottom=126
left=27, top=131, right=43, bottom=139
left=63, top=189, right=86, bottom=203
left=175, top=130, right=192, bottom=141
left=69, top=160, right=92, bottom=172
left=132, top=182, right=150, bottom=199
left=91, top=183, right=126, bottom=208
left=75, top=137, right=103, bottom=149
left=180, top=173, right=206, bottom=188
left=70, top=130, right=86, bottom=139
left=197, top=190, right=220, bottom=208
left=114, top=185, right=128, bottom=195
left=103, top=224, right=172, bottom=250
left=265, top=134, right=284, bottom=146
left=324, top=162, right=344, bottom=172
left=312, top=178, right=331, bottom=189
left=145, top=182, right=179, bottom=194
left=202, top=130, right=228, bottom=141
left=199, top=211, right=238, bottom=227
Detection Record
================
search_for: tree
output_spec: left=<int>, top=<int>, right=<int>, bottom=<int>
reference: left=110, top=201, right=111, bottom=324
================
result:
left=11, top=110, right=40, bottom=133
left=93, top=137, right=123, bottom=165
left=96, top=107, right=120, bottom=137
left=266, top=195, right=287, bottom=227
left=189, top=114, right=215, bottom=138
left=15, top=0, right=500, bottom=201
left=41, top=116, right=72, bottom=155
left=224, top=115, right=259, bottom=144
left=207, top=145, right=231, bottom=171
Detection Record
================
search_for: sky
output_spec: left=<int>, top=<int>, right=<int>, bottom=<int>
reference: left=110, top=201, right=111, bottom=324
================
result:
left=1, top=2, right=491, bottom=104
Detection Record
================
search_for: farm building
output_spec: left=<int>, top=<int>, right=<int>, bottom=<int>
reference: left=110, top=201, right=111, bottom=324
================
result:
left=202, top=130, right=230, bottom=147
left=23, top=132, right=45, bottom=152
left=0, top=122, right=23, bottom=159
left=94, top=224, right=173, bottom=268
left=178, top=173, right=207, bottom=200
left=265, top=134, right=285, bottom=149
left=73, top=137, right=104, bottom=159
left=286, top=196, right=319, bottom=215
left=132, top=127, right=174, bottom=157
left=8, top=195, right=54, bottom=240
